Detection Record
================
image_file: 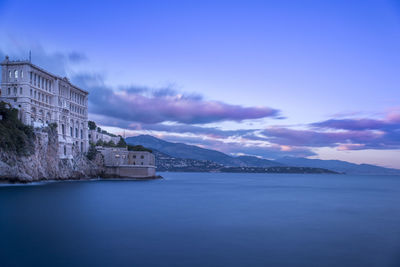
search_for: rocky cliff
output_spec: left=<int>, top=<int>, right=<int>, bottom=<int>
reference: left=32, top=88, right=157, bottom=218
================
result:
left=0, top=126, right=104, bottom=183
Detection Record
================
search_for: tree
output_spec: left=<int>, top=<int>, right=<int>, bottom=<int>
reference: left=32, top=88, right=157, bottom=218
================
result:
left=127, top=145, right=152, bottom=153
left=117, top=136, right=127, bottom=147
left=86, top=143, right=97, bottom=160
left=96, top=139, right=104, bottom=146
left=107, top=140, right=115, bottom=147
left=88, top=121, right=97, bottom=130
left=0, top=101, right=35, bottom=155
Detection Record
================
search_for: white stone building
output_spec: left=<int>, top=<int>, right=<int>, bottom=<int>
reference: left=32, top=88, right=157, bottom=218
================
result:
left=88, top=129, right=120, bottom=145
left=0, top=56, right=89, bottom=158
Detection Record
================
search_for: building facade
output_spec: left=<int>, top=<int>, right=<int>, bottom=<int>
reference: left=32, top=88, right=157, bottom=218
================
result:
left=99, top=147, right=155, bottom=167
left=98, top=147, right=156, bottom=178
left=0, top=56, right=89, bottom=158
left=88, top=129, right=120, bottom=145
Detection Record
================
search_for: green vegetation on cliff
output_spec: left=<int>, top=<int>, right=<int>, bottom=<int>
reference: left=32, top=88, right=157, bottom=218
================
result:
left=127, top=145, right=152, bottom=153
left=0, top=101, right=35, bottom=156
left=91, top=136, right=152, bottom=152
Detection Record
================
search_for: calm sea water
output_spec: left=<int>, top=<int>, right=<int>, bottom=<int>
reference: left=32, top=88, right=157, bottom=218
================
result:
left=1, top=173, right=400, bottom=267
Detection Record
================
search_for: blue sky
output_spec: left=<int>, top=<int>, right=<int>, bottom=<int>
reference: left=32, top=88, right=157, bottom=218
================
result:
left=1, top=0, right=400, bottom=168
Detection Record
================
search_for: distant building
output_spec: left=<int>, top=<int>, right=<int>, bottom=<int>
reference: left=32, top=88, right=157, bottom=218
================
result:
left=0, top=56, right=89, bottom=158
left=99, top=147, right=156, bottom=178
left=88, top=129, right=120, bottom=145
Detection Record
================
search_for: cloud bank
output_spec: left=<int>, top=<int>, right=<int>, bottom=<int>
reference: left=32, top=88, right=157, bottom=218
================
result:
left=73, top=74, right=281, bottom=124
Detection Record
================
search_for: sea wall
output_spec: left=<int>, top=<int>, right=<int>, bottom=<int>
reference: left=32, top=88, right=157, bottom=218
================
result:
left=0, top=126, right=105, bottom=183
left=104, top=165, right=156, bottom=178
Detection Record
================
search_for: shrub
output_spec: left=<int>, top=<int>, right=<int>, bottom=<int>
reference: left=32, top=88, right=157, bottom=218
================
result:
left=86, top=143, right=97, bottom=160
left=88, top=121, right=97, bottom=130
left=117, top=137, right=127, bottom=147
left=127, top=145, right=152, bottom=153
left=0, top=101, right=35, bottom=156
left=96, top=140, right=104, bottom=146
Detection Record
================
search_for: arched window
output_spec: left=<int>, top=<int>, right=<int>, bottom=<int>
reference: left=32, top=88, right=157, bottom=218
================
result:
left=9, top=71, right=11, bottom=78
left=14, top=70, right=18, bottom=79
left=21, top=71, right=23, bottom=78
left=20, top=87, right=22, bottom=94
left=13, top=87, right=17, bottom=95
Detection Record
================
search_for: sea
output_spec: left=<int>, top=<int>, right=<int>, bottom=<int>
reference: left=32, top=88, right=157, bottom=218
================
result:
left=1, top=173, right=400, bottom=267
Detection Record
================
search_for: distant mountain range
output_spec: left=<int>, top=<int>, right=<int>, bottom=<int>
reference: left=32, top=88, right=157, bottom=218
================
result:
left=276, top=157, right=400, bottom=175
left=151, top=150, right=336, bottom=174
left=126, top=135, right=400, bottom=175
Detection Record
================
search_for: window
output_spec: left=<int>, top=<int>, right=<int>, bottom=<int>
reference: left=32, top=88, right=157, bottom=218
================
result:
left=21, top=71, right=23, bottom=78
left=34, top=74, right=36, bottom=86
left=30, top=89, right=32, bottom=96
left=80, top=129, right=83, bottom=139
left=70, top=127, right=73, bottom=136
left=34, top=91, right=37, bottom=99
left=64, top=145, right=66, bottom=156
left=141, top=155, right=144, bottom=159
left=62, top=124, right=65, bottom=135
left=7, top=88, right=10, bottom=95
left=75, top=128, right=78, bottom=138
left=14, top=87, right=17, bottom=95
left=9, top=71, right=11, bottom=78
left=30, top=72, right=32, bottom=83
left=14, top=70, right=18, bottom=79
left=20, top=87, right=22, bottom=95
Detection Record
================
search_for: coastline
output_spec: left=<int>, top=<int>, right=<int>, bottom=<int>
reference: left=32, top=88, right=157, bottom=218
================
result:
left=0, top=175, right=163, bottom=185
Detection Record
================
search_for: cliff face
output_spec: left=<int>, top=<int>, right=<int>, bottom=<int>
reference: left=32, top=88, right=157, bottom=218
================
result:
left=0, top=126, right=104, bottom=183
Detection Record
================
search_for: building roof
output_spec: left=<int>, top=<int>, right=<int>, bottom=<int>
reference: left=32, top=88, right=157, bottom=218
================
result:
left=1, top=56, right=89, bottom=94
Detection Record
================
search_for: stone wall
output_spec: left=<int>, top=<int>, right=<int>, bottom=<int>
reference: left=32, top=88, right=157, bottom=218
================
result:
left=104, top=166, right=156, bottom=178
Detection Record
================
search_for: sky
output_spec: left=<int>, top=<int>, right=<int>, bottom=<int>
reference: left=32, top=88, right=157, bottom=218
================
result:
left=0, top=0, right=400, bottom=168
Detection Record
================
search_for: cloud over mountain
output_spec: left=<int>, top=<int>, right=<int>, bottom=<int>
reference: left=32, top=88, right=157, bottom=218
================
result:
left=73, top=73, right=281, bottom=124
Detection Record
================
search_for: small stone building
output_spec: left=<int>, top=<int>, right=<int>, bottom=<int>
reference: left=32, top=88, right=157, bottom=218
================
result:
left=98, top=147, right=156, bottom=178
